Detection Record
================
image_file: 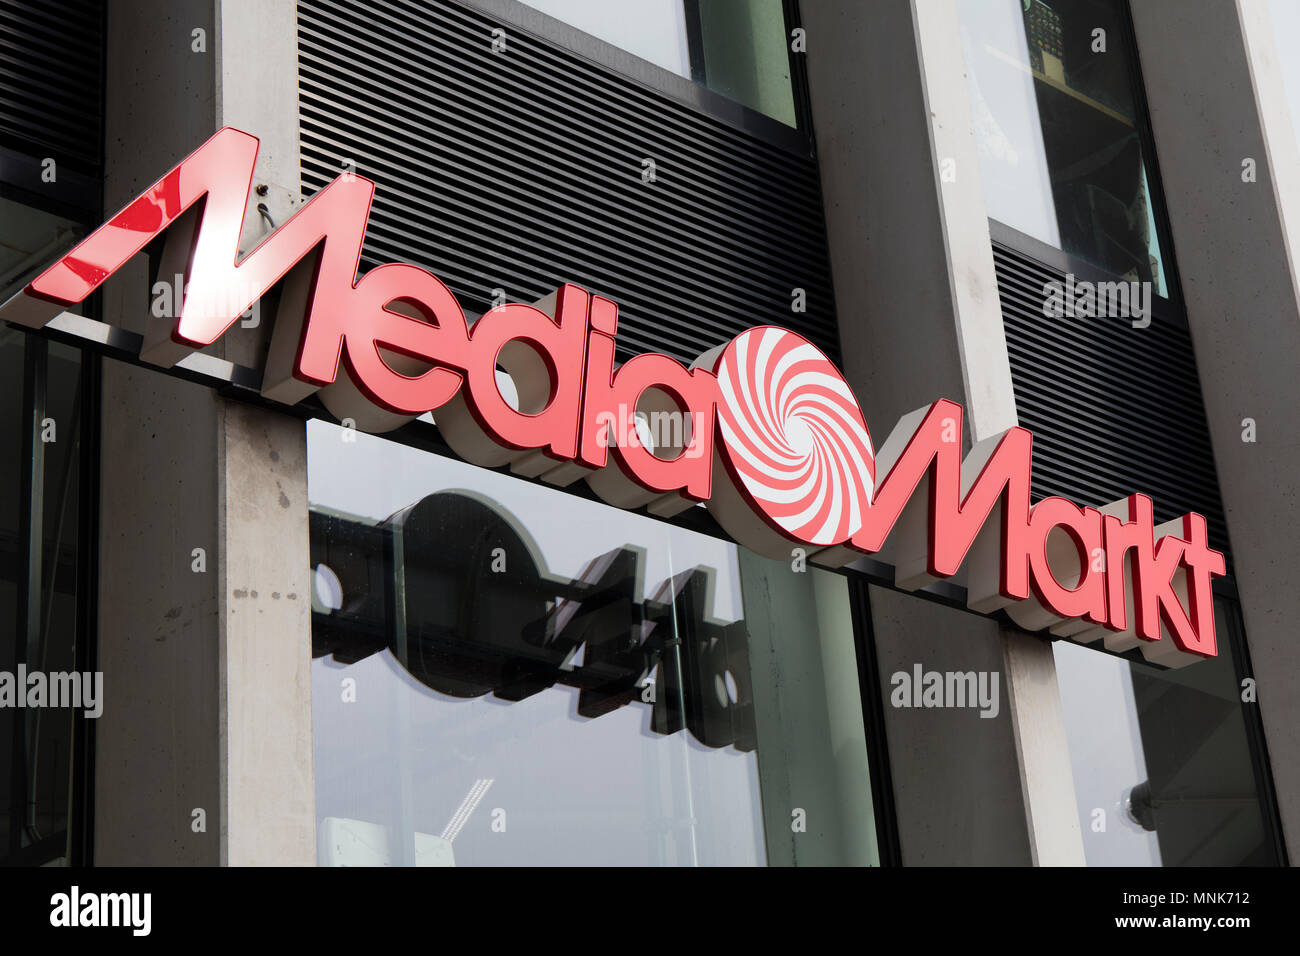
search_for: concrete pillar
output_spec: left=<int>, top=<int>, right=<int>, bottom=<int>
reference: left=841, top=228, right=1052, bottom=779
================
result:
left=802, top=0, right=1086, bottom=865
left=95, top=0, right=222, bottom=866
left=1128, top=0, right=1300, bottom=858
left=95, top=0, right=314, bottom=865
left=1001, top=629, right=1085, bottom=865
left=867, top=588, right=1032, bottom=865
left=213, top=0, right=315, bottom=868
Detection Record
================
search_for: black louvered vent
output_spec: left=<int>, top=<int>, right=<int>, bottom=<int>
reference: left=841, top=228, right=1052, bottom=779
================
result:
left=0, top=0, right=103, bottom=168
left=994, top=241, right=1230, bottom=559
left=297, top=0, right=837, bottom=366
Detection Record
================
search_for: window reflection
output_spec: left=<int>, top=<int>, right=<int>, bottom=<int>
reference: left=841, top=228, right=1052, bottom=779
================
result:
left=522, top=0, right=693, bottom=76
left=0, top=193, right=89, bottom=865
left=518, top=0, right=798, bottom=127
left=307, top=419, right=877, bottom=866
left=0, top=197, right=82, bottom=303
left=959, top=0, right=1169, bottom=294
left=1268, top=0, right=1300, bottom=159
left=1053, top=598, right=1281, bottom=866
left=315, top=489, right=758, bottom=752
left=0, top=330, right=85, bottom=865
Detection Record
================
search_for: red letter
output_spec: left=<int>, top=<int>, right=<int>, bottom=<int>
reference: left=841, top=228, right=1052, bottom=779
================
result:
left=578, top=297, right=716, bottom=513
left=436, top=285, right=589, bottom=468
left=1174, top=512, right=1225, bottom=657
left=1006, top=497, right=1106, bottom=630
left=0, top=127, right=378, bottom=407
left=313, top=263, right=471, bottom=432
left=848, top=401, right=1033, bottom=604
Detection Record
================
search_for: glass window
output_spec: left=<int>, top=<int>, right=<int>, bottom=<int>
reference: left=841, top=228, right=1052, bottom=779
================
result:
left=307, top=419, right=878, bottom=866
left=0, top=143, right=97, bottom=867
left=958, top=0, right=1169, bottom=295
left=1053, top=598, right=1282, bottom=865
left=0, top=197, right=84, bottom=304
left=0, top=319, right=88, bottom=866
left=518, top=0, right=798, bottom=127
left=1267, top=0, right=1300, bottom=157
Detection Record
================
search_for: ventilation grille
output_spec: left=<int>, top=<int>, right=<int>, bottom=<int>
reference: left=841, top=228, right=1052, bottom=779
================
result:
left=0, top=0, right=103, bottom=168
left=994, top=241, right=1230, bottom=558
left=297, top=0, right=838, bottom=365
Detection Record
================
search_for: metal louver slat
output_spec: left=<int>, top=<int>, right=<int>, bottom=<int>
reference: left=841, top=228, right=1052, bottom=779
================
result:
left=993, top=240, right=1231, bottom=560
left=297, top=0, right=839, bottom=367
left=0, top=0, right=102, bottom=168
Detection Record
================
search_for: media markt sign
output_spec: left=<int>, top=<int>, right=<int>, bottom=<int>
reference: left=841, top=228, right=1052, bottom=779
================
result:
left=0, top=128, right=1225, bottom=668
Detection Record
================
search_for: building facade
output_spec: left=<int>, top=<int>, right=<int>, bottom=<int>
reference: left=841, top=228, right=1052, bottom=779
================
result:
left=0, top=0, right=1297, bottom=866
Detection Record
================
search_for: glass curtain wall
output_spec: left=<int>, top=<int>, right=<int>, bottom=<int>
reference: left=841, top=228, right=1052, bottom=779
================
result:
left=0, top=199, right=93, bottom=865
left=306, top=420, right=879, bottom=866
left=517, top=0, right=798, bottom=126
left=958, top=0, right=1170, bottom=294
left=1053, top=599, right=1284, bottom=866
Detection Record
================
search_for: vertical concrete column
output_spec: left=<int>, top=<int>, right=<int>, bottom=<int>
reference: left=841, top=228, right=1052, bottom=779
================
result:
left=96, top=0, right=222, bottom=866
left=96, top=0, right=314, bottom=864
left=1001, top=629, right=1085, bottom=865
left=801, top=0, right=1085, bottom=864
left=215, top=400, right=314, bottom=866
left=1128, top=0, right=1300, bottom=857
left=214, top=0, right=316, bottom=866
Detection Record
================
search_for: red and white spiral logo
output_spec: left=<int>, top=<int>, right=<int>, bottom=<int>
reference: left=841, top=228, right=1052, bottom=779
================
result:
left=712, top=327, right=875, bottom=547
